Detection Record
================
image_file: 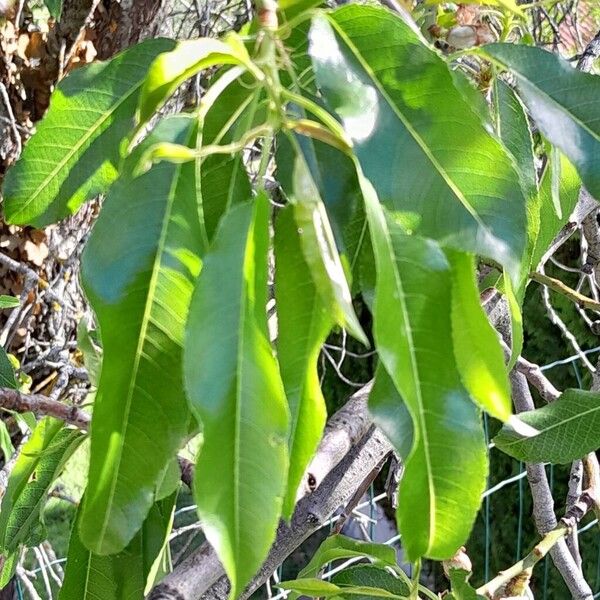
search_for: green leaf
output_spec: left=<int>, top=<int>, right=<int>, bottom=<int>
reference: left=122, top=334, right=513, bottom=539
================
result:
left=275, top=206, right=333, bottom=519
left=482, top=43, right=600, bottom=200
left=196, top=72, right=258, bottom=244
left=43, top=0, right=62, bottom=19
left=309, top=7, right=526, bottom=280
left=494, top=389, right=600, bottom=463
left=360, top=176, right=487, bottom=561
left=184, top=194, right=289, bottom=598
left=332, top=565, right=410, bottom=598
left=494, top=80, right=537, bottom=202
left=0, top=347, right=17, bottom=390
left=446, top=569, right=482, bottom=600
left=2, top=38, right=175, bottom=227
left=447, top=250, right=511, bottom=422
left=79, top=114, right=202, bottom=555
left=369, top=364, right=413, bottom=461
left=0, top=296, right=19, bottom=309
left=0, top=550, right=18, bottom=589
left=60, top=493, right=176, bottom=599
left=0, top=421, right=14, bottom=464
left=138, top=33, right=259, bottom=126
left=279, top=578, right=407, bottom=599
left=289, top=147, right=367, bottom=345
left=299, top=534, right=398, bottom=580
left=530, top=153, right=580, bottom=272
left=76, top=316, right=102, bottom=388
left=0, top=418, right=84, bottom=552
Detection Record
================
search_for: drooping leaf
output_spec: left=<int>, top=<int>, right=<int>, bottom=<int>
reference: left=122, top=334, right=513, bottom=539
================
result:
left=288, top=145, right=367, bottom=344
left=0, top=421, right=13, bottom=464
left=494, top=79, right=537, bottom=203
left=277, top=106, right=368, bottom=290
left=494, top=389, right=600, bottom=463
left=138, top=34, right=260, bottom=126
left=309, top=7, right=526, bottom=280
left=332, top=565, right=410, bottom=599
left=360, top=175, right=487, bottom=561
left=184, top=194, right=289, bottom=598
left=79, top=114, right=202, bottom=555
left=299, top=534, right=398, bottom=581
left=482, top=43, right=600, bottom=200
left=60, top=493, right=176, bottom=599
left=2, top=38, right=175, bottom=227
left=447, top=250, right=511, bottom=422
left=0, top=550, right=18, bottom=589
left=369, top=364, right=413, bottom=461
left=279, top=578, right=407, bottom=599
left=275, top=206, right=332, bottom=519
left=0, top=418, right=84, bottom=553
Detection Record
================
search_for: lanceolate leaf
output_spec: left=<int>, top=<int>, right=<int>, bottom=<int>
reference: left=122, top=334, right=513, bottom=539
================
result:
left=309, top=7, right=526, bottom=279
left=0, top=418, right=84, bottom=552
left=361, top=176, right=487, bottom=561
left=494, top=389, right=600, bottom=463
left=275, top=206, right=333, bottom=519
left=482, top=43, right=600, bottom=200
left=60, top=493, right=176, bottom=599
left=184, top=195, right=289, bottom=598
left=2, top=38, right=175, bottom=227
left=447, top=251, right=511, bottom=422
left=290, top=148, right=367, bottom=344
left=494, top=80, right=537, bottom=203
left=138, top=34, right=260, bottom=126
left=79, top=114, right=203, bottom=554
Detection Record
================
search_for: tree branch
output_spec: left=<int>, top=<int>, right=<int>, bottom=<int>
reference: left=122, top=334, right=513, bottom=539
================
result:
left=148, top=390, right=392, bottom=600
left=0, top=387, right=90, bottom=430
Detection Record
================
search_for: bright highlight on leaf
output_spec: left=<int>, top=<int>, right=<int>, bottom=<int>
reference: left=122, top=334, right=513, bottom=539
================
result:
left=138, top=33, right=261, bottom=127
left=447, top=250, right=512, bottom=422
left=3, top=38, right=175, bottom=227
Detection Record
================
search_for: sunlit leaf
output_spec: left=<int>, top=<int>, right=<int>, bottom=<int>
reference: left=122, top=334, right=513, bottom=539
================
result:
left=309, top=7, right=526, bottom=280
left=79, top=114, right=202, bottom=554
left=275, top=206, right=332, bottom=519
left=184, top=194, right=289, bottom=598
left=0, top=418, right=84, bottom=552
left=447, top=250, right=511, bottom=422
left=138, top=33, right=260, bottom=126
left=360, top=175, right=487, bottom=561
left=2, top=38, right=174, bottom=227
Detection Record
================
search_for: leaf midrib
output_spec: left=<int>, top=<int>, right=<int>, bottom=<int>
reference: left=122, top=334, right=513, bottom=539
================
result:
left=504, top=400, right=599, bottom=448
left=327, top=16, right=493, bottom=239
left=15, top=80, right=143, bottom=220
left=94, top=140, right=191, bottom=551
